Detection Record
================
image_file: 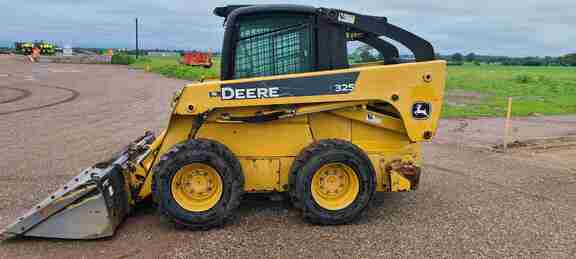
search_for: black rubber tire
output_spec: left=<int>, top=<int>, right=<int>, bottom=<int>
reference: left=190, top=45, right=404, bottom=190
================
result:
left=289, top=139, right=376, bottom=225
left=152, top=139, right=244, bottom=230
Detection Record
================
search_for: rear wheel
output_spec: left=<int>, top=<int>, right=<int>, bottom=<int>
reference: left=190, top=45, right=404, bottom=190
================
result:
left=153, top=139, right=244, bottom=229
left=310, top=163, right=360, bottom=210
left=289, top=139, right=376, bottom=224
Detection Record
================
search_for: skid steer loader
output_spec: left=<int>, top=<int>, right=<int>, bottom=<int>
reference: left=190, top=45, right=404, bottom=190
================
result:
left=1, top=5, right=445, bottom=240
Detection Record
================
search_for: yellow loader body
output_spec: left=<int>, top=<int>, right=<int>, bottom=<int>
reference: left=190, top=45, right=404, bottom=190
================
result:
left=135, top=60, right=445, bottom=199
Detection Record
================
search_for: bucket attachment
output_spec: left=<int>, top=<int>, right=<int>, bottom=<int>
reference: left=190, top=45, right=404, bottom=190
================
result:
left=1, top=132, right=155, bottom=240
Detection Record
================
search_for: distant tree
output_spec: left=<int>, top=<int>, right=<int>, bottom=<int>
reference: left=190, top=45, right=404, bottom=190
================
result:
left=501, top=58, right=515, bottom=66
left=357, top=45, right=378, bottom=62
left=465, top=52, right=476, bottom=62
left=560, top=53, right=576, bottom=66
left=521, top=57, right=543, bottom=66
left=546, top=56, right=563, bottom=66
left=451, top=53, right=463, bottom=62
left=544, top=56, right=553, bottom=66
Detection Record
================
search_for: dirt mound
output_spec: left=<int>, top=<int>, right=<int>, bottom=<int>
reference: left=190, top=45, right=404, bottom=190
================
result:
left=493, top=136, right=576, bottom=152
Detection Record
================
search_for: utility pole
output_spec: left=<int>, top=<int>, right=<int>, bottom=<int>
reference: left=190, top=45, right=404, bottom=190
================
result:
left=135, top=18, right=139, bottom=59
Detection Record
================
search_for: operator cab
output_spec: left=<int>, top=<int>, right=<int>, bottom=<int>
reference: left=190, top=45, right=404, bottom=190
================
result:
left=215, top=5, right=435, bottom=80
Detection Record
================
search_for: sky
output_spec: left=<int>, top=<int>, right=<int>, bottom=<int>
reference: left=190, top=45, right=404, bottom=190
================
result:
left=1, top=0, right=575, bottom=57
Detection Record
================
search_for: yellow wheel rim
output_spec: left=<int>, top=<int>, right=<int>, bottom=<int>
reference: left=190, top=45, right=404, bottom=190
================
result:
left=171, top=163, right=223, bottom=212
left=311, top=163, right=360, bottom=211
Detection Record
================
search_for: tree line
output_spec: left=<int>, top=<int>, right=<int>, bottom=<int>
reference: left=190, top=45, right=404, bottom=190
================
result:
left=443, top=52, right=576, bottom=66
left=349, top=44, right=576, bottom=67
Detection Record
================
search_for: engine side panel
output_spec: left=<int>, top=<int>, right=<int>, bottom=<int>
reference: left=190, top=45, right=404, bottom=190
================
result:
left=195, top=116, right=313, bottom=157
left=308, top=112, right=351, bottom=141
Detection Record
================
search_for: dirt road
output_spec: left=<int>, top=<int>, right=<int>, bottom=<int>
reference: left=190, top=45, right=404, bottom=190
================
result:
left=1, top=57, right=575, bottom=258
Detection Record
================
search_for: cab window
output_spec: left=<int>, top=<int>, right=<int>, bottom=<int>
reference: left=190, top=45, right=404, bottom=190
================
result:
left=234, top=14, right=313, bottom=79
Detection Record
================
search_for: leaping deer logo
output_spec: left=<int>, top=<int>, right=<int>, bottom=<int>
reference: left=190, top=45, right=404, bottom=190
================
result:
left=412, top=103, right=430, bottom=119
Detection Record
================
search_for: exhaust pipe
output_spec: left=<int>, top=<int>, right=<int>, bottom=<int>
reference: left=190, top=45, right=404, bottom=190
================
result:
left=1, top=132, right=155, bottom=240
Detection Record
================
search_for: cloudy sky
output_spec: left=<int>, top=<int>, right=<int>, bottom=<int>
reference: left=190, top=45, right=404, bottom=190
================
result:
left=1, top=0, right=575, bottom=56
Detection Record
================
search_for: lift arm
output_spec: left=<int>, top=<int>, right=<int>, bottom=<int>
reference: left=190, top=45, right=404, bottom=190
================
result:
left=318, top=8, right=436, bottom=62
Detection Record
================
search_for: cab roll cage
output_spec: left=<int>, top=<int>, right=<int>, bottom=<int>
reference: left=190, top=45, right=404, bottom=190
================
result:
left=214, top=5, right=436, bottom=80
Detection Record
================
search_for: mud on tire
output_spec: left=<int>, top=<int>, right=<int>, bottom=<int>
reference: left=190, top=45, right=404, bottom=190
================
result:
left=152, top=139, right=244, bottom=229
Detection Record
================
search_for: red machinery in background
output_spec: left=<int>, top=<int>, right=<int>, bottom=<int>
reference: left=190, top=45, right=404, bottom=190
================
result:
left=180, top=51, right=213, bottom=68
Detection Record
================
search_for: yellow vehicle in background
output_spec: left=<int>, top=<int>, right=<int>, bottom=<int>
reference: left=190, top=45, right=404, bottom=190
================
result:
left=2, top=5, right=445, bottom=240
left=15, top=41, right=56, bottom=56
left=15, top=42, right=34, bottom=55
left=35, top=41, right=56, bottom=55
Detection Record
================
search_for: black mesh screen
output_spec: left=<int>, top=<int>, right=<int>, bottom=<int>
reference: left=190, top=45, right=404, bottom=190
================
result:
left=234, top=15, right=313, bottom=79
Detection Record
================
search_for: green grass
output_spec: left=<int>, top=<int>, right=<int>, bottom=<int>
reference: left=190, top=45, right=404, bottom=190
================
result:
left=443, top=65, right=576, bottom=118
left=130, top=56, right=220, bottom=81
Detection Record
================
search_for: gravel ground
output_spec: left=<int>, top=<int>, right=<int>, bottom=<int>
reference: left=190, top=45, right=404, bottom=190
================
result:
left=1, top=57, right=575, bottom=258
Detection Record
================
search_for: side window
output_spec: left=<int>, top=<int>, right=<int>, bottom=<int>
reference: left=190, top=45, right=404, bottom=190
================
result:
left=348, top=41, right=383, bottom=64
left=234, top=15, right=313, bottom=79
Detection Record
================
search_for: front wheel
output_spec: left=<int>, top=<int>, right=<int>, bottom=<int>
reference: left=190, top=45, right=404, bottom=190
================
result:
left=289, top=139, right=376, bottom=225
left=152, top=139, right=244, bottom=229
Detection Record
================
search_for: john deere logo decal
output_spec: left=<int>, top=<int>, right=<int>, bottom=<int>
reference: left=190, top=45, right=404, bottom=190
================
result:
left=221, top=86, right=280, bottom=100
left=217, top=72, right=360, bottom=100
left=412, top=102, right=431, bottom=120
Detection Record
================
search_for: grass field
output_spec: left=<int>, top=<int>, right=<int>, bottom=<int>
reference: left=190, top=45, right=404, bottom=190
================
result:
left=131, top=56, right=220, bottom=81
left=131, top=57, right=576, bottom=118
left=443, top=65, right=576, bottom=118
